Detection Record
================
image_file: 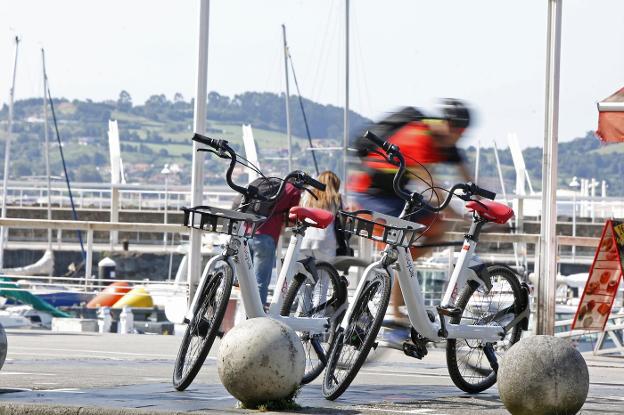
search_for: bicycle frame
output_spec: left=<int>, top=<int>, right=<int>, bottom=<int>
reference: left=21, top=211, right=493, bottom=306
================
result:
left=185, top=230, right=330, bottom=335
left=339, top=220, right=505, bottom=343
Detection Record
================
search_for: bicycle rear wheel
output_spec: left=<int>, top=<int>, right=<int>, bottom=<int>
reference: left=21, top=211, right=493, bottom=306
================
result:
left=173, top=261, right=233, bottom=391
left=280, top=262, right=344, bottom=384
left=322, top=270, right=390, bottom=401
left=446, top=264, right=523, bottom=393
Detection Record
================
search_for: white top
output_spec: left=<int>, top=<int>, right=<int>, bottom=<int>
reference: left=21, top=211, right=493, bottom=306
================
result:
left=299, top=192, right=341, bottom=261
left=300, top=219, right=337, bottom=261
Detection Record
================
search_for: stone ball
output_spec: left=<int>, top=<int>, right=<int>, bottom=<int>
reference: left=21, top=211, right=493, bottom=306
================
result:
left=498, top=335, right=589, bottom=415
left=0, top=324, right=6, bottom=370
left=217, top=317, right=304, bottom=407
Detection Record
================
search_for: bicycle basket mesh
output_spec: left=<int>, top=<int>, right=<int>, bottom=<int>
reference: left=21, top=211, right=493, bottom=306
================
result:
left=182, top=206, right=265, bottom=237
left=337, top=210, right=422, bottom=248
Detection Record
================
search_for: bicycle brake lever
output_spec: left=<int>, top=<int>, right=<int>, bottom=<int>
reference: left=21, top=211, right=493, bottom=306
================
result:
left=197, top=148, right=230, bottom=159
left=303, top=186, right=318, bottom=200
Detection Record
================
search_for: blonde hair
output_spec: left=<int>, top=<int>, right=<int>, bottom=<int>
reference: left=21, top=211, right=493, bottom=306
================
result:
left=302, top=170, right=342, bottom=214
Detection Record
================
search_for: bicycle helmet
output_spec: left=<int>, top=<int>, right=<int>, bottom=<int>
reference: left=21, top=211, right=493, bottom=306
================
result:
left=439, top=98, right=471, bottom=129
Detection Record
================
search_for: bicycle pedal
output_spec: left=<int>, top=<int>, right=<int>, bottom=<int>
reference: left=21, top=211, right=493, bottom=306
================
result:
left=436, top=305, right=462, bottom=318
left=372, top=341, right=379, bottom=350
left=402, top=341, right=427, bottom=360
left=216, top=330, right=225, bottom=338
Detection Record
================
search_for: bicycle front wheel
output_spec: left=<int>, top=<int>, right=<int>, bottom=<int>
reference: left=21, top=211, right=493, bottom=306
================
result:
left=280, top=262, right=344, bottom=384
left=173, top=261, right=233, bottom=391
left=446, top=264, right=523, bottom=393
left=322, top=270, right=391, bottom=401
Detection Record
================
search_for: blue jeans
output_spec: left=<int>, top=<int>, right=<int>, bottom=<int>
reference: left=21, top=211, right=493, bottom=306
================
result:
left=248, top=234, right=276, bottom=305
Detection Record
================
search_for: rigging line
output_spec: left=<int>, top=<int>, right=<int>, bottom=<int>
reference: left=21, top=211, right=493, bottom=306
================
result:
left=264, top=33, right=283, bottom=92
left=309, top=0, right=337, bottom=101
left=46, top=85, right=86, bottom=260
left=287, top=50, right=319, bottom=175
left=352, top=6, right=373, bottom=117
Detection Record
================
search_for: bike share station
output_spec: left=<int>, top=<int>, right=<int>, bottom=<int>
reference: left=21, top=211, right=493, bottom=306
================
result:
left=170, top=0, right=624, bottom=411
left=2, top=1, right=624, bottom=414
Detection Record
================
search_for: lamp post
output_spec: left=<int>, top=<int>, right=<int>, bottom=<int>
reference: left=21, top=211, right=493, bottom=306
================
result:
left=569, top=176, right=580, bottom=261
left=590, top=177, right=598, bottom=222
left=161, top=164, right=171, bottom=248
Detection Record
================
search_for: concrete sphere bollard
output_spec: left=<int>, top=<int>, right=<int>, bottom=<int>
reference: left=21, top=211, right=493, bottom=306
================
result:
left=498, top=335, right=589, bottom=415
left=217, top=317, right=304, bottom=407
left=0, top=324, right=6, bottom=370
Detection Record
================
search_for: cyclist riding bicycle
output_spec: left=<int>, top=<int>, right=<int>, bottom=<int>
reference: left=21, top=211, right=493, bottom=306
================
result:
left=348, top=98, right=474, bottom=325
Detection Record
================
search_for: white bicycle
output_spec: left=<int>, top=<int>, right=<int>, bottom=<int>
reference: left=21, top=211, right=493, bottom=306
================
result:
left=173, top=134, right=348, bottom=391
left=322, top=131, right=530, bottom=400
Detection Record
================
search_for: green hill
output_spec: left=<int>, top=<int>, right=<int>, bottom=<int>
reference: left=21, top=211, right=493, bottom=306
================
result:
left=0, top=92, right=621, bottom=196
left=0, top=91, right=370, bottom=185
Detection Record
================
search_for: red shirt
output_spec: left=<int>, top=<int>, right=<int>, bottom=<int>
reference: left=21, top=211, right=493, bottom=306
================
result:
left=348, top=121, right=462, bottom=196
left=255, top=183, right=301, bottom=244
left=365, top=122, right=447, bottom=171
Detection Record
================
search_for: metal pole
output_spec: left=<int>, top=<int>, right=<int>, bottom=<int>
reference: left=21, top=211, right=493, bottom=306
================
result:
left=493, top=140, right=508, bottom=202
left=0, top=36, right=20, bottom=270
left=537, top=0, right=562, bottom=336
left=572, top=191, right=576, bottom=261
left=110, top=186, right=119, bottom=248
left=343, top=0, right=350, bottom=198
left=42, top=49, right=53, bottom=249
left=85, top=228, right=93, bottom=286
left=163, top=175, right=169, bottom=247
left=188, top=0, right=210, bottom=303
left=282, top=24, right=292, bottom=173
left=474, top=139, right=480, bottom=185
left=590, top=177, right=596, bottom=222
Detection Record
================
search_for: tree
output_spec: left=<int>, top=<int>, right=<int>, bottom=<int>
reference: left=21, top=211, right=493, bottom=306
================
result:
left=75, top=165, right=102, bottom=182
left=117, top=90, right=133, bottom=111
left=13, top=160, right=32, bottom=177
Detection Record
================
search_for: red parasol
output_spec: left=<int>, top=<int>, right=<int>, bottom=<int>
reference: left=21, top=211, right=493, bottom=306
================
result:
left=596, top=87, right=624, bottom=142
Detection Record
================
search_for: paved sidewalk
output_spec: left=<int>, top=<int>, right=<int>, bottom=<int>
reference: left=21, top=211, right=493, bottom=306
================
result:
left=0, top=330, right=622, bottom=414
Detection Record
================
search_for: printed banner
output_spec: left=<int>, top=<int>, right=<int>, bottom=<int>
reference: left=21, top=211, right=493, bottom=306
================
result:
left=572, top=220, right=624, bottom=330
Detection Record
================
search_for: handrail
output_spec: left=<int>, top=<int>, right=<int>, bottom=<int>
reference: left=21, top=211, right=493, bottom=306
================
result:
left=443, top=232, right=599, bottom=247
left=0, top=218, right=187, bottom=233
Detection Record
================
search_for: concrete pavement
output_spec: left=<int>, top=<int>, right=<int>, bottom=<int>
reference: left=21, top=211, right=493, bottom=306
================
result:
left=0, top=329, right=623, bottom=414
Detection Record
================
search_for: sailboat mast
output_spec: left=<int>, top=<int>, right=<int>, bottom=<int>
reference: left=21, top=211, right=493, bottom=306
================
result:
left=474, top=139, right=480, bottom=185
left=282, top=24, right=293, bottom=173
left=492, top=140, right=508, bottom=201
left=0, top=36, right=20, bottom=270
left=343, top=0, right=350, bottom=196
left=42, top=49, right=53, bottom=249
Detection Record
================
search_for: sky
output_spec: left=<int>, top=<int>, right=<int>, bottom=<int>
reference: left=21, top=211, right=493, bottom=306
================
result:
left=1, top=0, right=623, bottom=149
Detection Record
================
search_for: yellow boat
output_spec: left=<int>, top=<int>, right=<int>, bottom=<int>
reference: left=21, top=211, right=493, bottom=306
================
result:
left=112, top=287, right=153, bottom=308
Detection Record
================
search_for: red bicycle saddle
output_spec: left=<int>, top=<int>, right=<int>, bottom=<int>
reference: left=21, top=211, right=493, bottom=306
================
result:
left=465, top=200, right=514, bottom=224
left=289, top=207, right=334, bottom=229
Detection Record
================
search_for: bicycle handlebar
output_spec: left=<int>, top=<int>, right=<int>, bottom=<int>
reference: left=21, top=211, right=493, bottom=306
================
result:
left=362, top=130, right=496, bottom=212
left=301, top=175, right=326, bottom=192
left=193, top=132, right=325, bottom=203
left=193, top=133, right=248, bottom=196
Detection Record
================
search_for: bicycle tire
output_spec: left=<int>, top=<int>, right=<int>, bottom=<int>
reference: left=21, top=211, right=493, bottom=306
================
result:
left=280, top=262, right=344, bottom=384
left=322, top=269, right=391, bottom=400
left=173, top=262, right=233, bottom=391
left=446, top=264, right=523, bottom=393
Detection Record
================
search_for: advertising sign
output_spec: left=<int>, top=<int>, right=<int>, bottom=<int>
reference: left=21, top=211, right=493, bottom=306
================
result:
left=572, top=220, right=624, bottom=330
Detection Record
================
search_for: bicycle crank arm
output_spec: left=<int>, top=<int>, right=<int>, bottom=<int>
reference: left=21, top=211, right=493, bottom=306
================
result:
left=311, top=338, right=328, bottom=366
left=483, top=343, right=499, bottom=372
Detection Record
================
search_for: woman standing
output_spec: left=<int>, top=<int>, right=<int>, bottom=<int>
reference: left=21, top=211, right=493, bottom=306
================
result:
left=300, top=171, right=343, bottom=261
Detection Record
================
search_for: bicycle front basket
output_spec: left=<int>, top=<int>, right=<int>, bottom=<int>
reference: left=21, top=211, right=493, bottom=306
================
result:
left=182, top=205, right=266, bottom=237
left=338, top=210, right=426, bottom=248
